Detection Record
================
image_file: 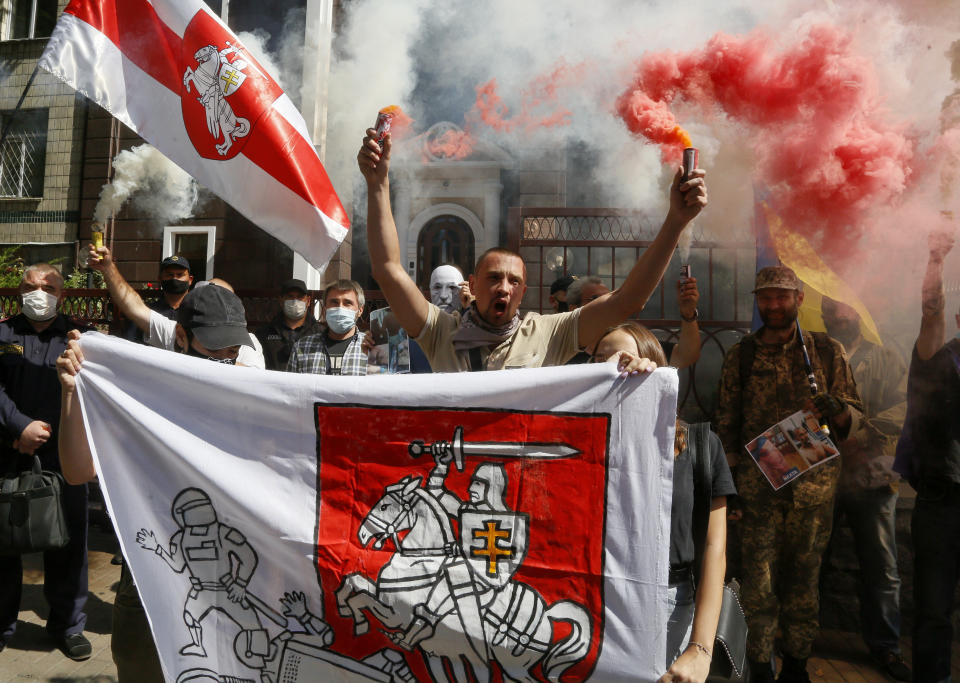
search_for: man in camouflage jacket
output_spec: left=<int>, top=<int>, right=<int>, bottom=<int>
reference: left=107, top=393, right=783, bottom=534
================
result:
left=715, top=266, right=863, bottom=683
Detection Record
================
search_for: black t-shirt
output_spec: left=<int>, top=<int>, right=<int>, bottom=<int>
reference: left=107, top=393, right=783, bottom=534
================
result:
left=671, top=428, right=737, bottom=569
left=662, top=340, right=676, bottom=364
left=906, top=339, right=960, bottom=484
left=324, top=333, right=352, bottom=374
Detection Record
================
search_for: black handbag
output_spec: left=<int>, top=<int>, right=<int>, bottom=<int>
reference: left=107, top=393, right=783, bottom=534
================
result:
left=708, top=579, right=749, bottom=682
left=689, top=423, right=749, bottom=682
left=0, top=455, right=70, bottom=555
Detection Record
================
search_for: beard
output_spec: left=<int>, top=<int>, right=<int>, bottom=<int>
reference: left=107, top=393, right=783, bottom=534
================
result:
left=759, top=304, right=799, bottom=330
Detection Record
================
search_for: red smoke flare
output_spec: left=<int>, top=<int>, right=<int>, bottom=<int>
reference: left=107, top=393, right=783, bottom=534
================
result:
left=616, top=91, right=692, bottom=163
left=617, top=24, right=916, bottom=252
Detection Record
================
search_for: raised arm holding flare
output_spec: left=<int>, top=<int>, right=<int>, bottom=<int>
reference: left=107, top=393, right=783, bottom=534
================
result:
left=88, top=244, right=154, bottom=335
left=358, top=130, right=707, bottom=371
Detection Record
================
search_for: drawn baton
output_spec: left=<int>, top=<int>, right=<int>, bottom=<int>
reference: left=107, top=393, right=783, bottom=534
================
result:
left=242, top=589, right=288, bottom=628
left=408, top=426, right=580, bottom=471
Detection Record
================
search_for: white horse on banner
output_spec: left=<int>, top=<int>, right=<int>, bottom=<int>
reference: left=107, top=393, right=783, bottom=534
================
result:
left=335, top=475, right=591, bottom=683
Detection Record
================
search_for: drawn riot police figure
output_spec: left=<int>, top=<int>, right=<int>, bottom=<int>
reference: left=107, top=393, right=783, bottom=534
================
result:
left=137, top=488, right=270, bottom=667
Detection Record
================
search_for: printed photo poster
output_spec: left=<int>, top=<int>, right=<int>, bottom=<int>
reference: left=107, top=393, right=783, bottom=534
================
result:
left=367, top=307, right=411, bottom=374
left=745, top=410, right=840, bottom=490
left=315, top=404, right=609, bottom=682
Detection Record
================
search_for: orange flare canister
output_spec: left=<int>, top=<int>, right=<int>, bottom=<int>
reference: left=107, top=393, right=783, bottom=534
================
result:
left=374, top=106, right=402, bottom=151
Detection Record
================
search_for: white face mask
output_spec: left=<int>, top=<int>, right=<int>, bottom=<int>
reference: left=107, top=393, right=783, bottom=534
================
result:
left=325, top=307, right=358, bottom=334
left=283, top=299, right=307, bottom=320
left=21, top=289, right=58, bottom=321
left=430, top=265, right=465, bottom=313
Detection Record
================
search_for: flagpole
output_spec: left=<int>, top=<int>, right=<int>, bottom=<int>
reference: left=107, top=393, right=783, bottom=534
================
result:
left=0, top=62, right=41, bottom=151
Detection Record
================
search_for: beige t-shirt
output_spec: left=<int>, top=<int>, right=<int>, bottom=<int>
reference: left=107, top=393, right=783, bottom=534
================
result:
left=416, top=303, right=581, bottom=372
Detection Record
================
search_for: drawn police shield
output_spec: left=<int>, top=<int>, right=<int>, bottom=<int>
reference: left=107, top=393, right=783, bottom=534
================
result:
left=180, top=11, right=282, bottom=161
left=460, top=510, right=529, bottom=588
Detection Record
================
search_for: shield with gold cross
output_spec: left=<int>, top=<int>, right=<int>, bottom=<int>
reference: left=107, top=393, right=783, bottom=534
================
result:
left=218, top=62, right=246, bottom=96
left=459, top=510, right=529, bottom=589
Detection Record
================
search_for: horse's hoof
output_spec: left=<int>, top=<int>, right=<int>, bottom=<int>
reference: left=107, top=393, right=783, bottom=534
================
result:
left=354, top=620, right=369, bottom=636
left=337, top=604, right=352, bottom=618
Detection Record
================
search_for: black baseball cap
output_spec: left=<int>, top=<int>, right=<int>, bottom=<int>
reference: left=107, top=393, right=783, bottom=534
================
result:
left=160, top=255, right=191, bottom=272
left=550, top=274, right=577, bottom=295
left=177, top=285, right=252, bottom=350
left=280, top=278, right=308, bottom=294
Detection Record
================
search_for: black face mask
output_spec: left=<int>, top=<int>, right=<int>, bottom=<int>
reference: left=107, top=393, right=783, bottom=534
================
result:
left=161, top=279, right=190, bottom=295
left=186, top=345, right=236, bottom=364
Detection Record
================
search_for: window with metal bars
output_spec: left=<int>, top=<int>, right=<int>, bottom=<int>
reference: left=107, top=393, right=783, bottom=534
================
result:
left=0, top=109, right=47, bottom=198
left=9, top=0, right=58, bottom=39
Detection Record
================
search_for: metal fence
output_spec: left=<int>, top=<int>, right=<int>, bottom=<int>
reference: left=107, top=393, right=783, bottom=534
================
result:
left=507, top=207, right=757, bottom=421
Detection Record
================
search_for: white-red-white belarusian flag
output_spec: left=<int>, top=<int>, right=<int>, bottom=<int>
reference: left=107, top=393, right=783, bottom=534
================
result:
left=39, top=0, right=348, bottom=269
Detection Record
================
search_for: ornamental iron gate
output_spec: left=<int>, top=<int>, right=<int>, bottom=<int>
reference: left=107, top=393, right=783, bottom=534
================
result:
left=507, top=207, right=757, bottom=421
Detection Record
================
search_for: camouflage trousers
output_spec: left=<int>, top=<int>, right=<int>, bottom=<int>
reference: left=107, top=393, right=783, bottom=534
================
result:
left=740, top=493, right=834, bottom=661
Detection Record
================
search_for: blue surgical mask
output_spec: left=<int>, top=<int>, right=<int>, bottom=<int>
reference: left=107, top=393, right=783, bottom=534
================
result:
left=326, top=307, right=357, bottom=334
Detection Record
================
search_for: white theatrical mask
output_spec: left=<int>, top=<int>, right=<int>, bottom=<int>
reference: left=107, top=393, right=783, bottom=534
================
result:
left=429, top=265, right=465, bottom=314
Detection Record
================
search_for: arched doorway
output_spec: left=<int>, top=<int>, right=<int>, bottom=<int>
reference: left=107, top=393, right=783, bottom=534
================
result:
left=416, top=215, right=475, bottom=288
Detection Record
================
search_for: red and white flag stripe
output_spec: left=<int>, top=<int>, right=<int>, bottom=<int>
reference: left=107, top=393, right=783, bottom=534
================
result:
left=40, top=0, right=349, bottom=270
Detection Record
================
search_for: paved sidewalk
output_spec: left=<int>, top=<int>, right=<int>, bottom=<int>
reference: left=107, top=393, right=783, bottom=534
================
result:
left=0, top=524, right=119, bottom=683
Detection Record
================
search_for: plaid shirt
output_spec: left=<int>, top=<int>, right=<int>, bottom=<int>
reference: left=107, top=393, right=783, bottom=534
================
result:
left=287, top=331, right=367, bottom=376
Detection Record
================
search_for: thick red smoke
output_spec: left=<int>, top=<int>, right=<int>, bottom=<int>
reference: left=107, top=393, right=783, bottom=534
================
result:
left=616, top=91, right=691, bottom=164
left=617, top=24, right=917, bottom=252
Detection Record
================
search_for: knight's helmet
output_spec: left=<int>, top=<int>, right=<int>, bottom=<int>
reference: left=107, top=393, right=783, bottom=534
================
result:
left=470, top=463, right=508, bottom=511
left=171, top=488, right=218, bottom=529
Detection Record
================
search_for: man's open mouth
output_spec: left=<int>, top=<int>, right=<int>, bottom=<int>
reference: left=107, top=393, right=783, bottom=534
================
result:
left=494, top=301, right=508, bottom=314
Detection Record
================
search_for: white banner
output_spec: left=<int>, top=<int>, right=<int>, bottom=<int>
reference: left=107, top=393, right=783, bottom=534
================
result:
left=73, top=333, right=676, bottom=682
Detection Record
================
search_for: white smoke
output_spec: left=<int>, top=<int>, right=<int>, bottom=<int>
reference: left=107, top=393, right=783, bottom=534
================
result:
left=236, top=8, right=308, bottom=104
left=93, top=145, right=198, bottom=226
left=324, top=0, right=960, bottom=338
left=236, top=29, right=287, bottom=90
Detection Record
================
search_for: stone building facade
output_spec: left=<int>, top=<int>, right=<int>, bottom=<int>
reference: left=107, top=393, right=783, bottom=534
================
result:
left=0, top=0, right=86, bottom=268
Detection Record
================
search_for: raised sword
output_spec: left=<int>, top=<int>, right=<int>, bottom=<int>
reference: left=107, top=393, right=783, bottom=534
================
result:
left=408, top=426, right=580, bottom=471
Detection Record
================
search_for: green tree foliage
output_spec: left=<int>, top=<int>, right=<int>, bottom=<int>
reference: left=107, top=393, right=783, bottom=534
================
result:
left=0, top=245, right=104, bottom=289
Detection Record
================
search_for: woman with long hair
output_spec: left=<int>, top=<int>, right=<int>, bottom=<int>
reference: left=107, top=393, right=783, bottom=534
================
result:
left=593, top=321, right=736, bottom=683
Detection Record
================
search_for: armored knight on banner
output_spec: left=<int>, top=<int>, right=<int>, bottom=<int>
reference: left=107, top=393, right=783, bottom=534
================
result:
left=335, top=426, right=593, bottom=682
